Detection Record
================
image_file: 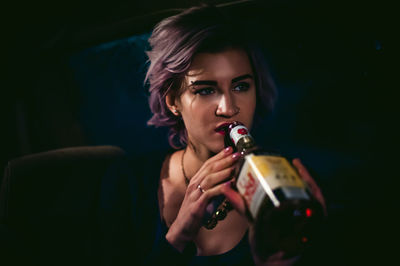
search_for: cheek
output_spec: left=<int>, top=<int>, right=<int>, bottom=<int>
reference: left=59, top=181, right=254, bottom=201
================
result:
left=238, top=92, right=257, bottom=126
left=238, top=91, right=256, bottom=110
left=181, top=100, right=215, bottom=127
left=184, top=97, right=217, bottom=116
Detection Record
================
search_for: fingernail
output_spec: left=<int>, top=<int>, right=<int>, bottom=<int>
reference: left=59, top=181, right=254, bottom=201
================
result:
left=224, top=146, right=232, bottom=153
left=232, top=152, right=240, bottom=159
left=224, top=179, right=234, bottom=188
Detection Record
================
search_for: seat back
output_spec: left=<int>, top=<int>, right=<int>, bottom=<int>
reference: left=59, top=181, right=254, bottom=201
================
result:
left=0, top=145, right=125, bottom=266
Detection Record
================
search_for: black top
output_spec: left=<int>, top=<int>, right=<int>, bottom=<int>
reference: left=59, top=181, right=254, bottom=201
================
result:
left=98, top=150, right=254, bottom=265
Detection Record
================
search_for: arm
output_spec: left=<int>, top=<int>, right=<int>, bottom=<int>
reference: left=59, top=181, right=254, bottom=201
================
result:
left=165, top=146, right=240, bottom=252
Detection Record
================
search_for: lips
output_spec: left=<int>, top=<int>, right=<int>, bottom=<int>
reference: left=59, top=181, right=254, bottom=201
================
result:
left=214, top=122, right=235, bottom=135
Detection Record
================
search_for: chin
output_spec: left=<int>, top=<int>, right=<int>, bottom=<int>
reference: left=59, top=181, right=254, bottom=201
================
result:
left=208, top=141, right=225, bottom=154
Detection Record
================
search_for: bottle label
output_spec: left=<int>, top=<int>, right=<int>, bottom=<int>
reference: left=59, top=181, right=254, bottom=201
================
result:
left=230, top=125, right=251, bottom=146
left=236, top=154, right=308, bottom=219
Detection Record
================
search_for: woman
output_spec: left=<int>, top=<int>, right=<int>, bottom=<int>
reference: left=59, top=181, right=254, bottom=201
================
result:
left=100, top=5, right=326, bottom=266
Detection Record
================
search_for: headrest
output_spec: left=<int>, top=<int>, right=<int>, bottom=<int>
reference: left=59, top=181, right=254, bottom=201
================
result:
left=0, top=145, right=125, bottom=224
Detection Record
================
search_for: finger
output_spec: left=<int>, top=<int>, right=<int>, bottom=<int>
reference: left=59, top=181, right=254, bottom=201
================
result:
left=220, top=181, right=247, bottom=215
left=206, top=146, right=234, bottom=164
left=200, top=166, right=235, bottom=190
left=191, top=150, right=239, bottom=184
left=195, top=181, right=231, bottom=211
left=292, top=158, right=327, bottom=214
left=196, top=180, right=246, bottom=212
left=292, top=158, right=316, bottom=187
left=207, top=151, right=241, bottom=173
left=185, top=182, right=204, bottom=201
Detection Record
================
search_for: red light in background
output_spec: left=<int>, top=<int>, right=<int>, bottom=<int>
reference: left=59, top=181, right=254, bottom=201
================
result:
left=301, top=237, right=308, bottom=243
left=305, top=208, right=313, bottom=217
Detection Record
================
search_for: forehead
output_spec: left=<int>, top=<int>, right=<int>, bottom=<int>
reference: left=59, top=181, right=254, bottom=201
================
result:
left=186, top=48, right=253, bottom=81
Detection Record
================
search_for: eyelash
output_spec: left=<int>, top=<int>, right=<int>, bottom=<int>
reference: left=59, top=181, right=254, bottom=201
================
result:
left=193, top=82, right=250, bottom=96
left=233, top=82, right=250, bottom=92
left=194, top=87, right=215, bottom=96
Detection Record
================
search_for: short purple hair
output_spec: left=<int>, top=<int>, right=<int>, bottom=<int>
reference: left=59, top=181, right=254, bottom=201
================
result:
left=145, top=5, right=277, bottom=149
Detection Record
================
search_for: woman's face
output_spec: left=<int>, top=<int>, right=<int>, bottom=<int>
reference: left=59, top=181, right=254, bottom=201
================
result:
left=175, top=48, right=257, bottom=154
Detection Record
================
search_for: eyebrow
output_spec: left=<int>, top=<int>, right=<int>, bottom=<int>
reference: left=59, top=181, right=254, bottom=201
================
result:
left=231, top=74, right=254, bottom=83
left=189, top=80, right=217, bottom=86
left=189, top=74, right=254, bottom=87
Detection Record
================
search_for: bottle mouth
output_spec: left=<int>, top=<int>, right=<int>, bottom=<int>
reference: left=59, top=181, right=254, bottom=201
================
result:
left=214, top=121, right=243, bottom=135
left=214, top=123, right=231, bottom=135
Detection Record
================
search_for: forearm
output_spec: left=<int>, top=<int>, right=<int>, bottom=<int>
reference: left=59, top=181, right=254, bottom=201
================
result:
left=149, top=231, right=197, bottom=266
left=165, top=224, right=193, bottom=252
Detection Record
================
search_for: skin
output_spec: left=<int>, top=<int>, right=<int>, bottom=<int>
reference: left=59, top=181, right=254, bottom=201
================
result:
left=164, top=48, right=255, bottom=254
left=172, top=48, right=257, bottom=160
left=161, top=48, right=327, bottom=261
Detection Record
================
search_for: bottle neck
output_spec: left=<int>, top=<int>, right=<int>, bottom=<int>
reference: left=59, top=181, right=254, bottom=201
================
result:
left=225, top=124, right=257, bottom=154
left=236, top=135, right=257, bottom=154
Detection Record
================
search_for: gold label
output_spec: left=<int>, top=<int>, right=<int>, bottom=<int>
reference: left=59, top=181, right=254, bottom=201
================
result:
left=251, top=155, right=305, bottom=189
left=236, top=154, right=306, bottom=219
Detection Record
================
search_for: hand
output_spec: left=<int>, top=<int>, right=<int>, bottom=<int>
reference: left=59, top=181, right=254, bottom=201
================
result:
left=221, top=158, right=327, bottom=215
left=166, top=146, right=240, bottom=252
left=221, top=157, right=327, bottom=265
left=292, top=158, right=327, bottom=215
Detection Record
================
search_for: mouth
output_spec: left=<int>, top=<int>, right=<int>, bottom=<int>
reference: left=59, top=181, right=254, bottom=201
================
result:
left=214, top=122, right=236, bottom=135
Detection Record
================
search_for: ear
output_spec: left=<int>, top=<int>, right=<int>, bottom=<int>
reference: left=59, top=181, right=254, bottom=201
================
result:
left=166, top=93, right=180, bottom=116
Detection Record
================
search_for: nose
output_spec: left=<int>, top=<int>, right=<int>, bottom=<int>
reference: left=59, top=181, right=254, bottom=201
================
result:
left=215, top=93, right=239, bottom=117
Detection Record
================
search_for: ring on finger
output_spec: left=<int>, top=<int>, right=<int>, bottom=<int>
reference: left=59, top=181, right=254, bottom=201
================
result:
left=197, top=184, right=206, bottom=193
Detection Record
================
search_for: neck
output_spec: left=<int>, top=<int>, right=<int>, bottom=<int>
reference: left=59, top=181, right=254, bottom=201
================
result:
left=183, top=142, right=215, bottom=182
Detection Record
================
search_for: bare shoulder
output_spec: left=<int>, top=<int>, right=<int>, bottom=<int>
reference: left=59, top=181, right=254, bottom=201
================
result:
left=160, top=150, right=185, bottom=185
left=158, top=150, right=186, bottom=227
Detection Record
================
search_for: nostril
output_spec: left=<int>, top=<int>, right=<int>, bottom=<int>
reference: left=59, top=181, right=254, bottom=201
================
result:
left=215, top=94, right=238, bottom=117
left=215, top=107, right=239, bottom=118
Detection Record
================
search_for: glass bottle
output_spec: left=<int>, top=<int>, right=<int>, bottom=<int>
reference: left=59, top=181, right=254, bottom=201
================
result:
left=225, top=121, right=324, bottom=258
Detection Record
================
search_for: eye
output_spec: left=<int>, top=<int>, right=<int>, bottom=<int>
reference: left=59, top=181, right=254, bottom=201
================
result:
left=232, top=82, right=250, bottom=92
left=194, top=87, right=216, bottom=96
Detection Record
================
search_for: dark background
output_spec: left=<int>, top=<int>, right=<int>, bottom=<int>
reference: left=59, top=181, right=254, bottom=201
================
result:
left=1, top=0, right=395, bottom=263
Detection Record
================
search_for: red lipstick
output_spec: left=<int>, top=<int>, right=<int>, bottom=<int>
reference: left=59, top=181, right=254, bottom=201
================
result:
left=215, top=122, right=235, bottom=135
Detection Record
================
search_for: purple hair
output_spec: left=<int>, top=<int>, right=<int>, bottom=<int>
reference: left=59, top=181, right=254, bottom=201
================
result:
left=145, top=5, right=277, bottom=149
